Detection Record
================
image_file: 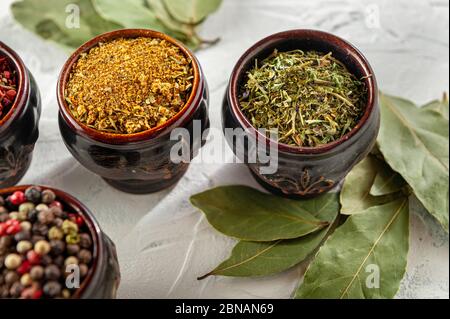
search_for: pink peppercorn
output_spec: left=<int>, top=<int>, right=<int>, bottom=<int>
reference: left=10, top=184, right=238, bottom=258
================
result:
left=9, top=191, right=26, bottom=206
left=26, top=250, right=40, bottom=265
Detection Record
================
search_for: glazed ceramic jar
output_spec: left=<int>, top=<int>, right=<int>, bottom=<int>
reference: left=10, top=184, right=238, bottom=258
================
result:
left=0, top=185, right=121, bottom=299
left=223, top=29, right=379, bottom=198
left=0, top=42, right=41, bottom=189
left=57, top=29, right=210, bottom=194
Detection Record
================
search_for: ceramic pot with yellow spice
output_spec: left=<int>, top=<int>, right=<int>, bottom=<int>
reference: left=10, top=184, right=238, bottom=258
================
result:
left=57, top=29, right=210, bottom=194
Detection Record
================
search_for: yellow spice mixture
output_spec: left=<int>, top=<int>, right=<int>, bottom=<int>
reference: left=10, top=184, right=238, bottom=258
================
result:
left=65, top=37, right=194, bottom=134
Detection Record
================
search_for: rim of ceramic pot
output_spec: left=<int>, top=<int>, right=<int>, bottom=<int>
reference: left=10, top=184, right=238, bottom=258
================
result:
left=57, top=29, right=202, bottom=145
left=0, top=185, right=103, bottom=299
left=0, top=41, right=30, bottom=134
left=228, top=29, right=378, bottom=155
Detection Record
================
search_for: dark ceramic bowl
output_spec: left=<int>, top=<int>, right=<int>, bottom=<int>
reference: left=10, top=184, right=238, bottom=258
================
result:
left=0, top=42, right=41, bottom=188
left=222, top=30, right=379, bottom=198
left=0, top=185, right=121, bottom=299
left=57, top=29, right=210, bottom=194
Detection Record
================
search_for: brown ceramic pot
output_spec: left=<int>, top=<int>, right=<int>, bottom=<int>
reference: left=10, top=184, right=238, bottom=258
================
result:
left=0, top=42, right=41, bottom=189
left=0, top=185, right=121, bottom=299
left=222, top=29, right=379, bottom=198
left=57, top=29, right=209, bottom=194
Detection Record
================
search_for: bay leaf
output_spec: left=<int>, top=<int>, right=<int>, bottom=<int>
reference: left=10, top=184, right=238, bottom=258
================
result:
left=422, top=96, right=449, bottom=120
left=162, top=0, right=222, bottom=24
left=378, top=93, right=449, bottom=231
left=190, top=186, right=330, bottom=241
left=92, top=0, right=166, bottom=30
left=146, top=0, right=191, bottom=34
left=370, top=167, right=406, bottom=196
left=295, top=198, right=409, bottom=299
left=11, top=0, right=122, bottom=49
left=198, top=193, right=340, bottom=279
left=340, top=155, right=403, bottom=215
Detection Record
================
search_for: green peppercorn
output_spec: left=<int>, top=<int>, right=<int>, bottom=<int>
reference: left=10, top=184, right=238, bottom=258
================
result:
left=62, top=289, right=71, bottom=299
left=8, top=212, right=19, bottom=220
left=5, top=253, right=22, bottom=270
left=66, top=233, right=80, bottom=245
left=35, top=203, right=48, bottom=212
left=62, top=220, right=78, bottom=235
left=19, top=202, right=35, bottom=214
left=64, top=256, right=79, bottom=266
left=20, top=221, right=32, bottom=231
left=48, top=226, right=64, bottom=240
left=16, top=240, right=33, bottom=254
left=20, top=274, right=33, bottom=287
left=41, top=190, right=56, bottom=204
left=34, top=240, right=51, bottom=256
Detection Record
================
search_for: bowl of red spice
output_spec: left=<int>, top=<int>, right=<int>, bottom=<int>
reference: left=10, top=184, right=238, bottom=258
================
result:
left=0, top=185, right=120, bottom=299
left=222, top=30, right=379, bottom=198
left=57, top=29, right=209, bottom=194
left=0, top=42, right=41, bottom=189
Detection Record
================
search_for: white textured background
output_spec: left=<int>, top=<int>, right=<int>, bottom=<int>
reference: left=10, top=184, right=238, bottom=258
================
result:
left=0, top=0, right=448, bottom=298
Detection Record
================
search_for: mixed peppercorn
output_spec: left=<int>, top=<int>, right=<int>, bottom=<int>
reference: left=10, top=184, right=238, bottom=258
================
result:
left=0, top=53, right=17, bottom=121
left=0, top=186, right=94, bottom=299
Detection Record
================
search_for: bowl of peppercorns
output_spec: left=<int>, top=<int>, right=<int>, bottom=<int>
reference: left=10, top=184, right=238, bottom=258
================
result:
left=0, top=42, right=41, bottom=189
left=0, top=185, right=120, bottom=299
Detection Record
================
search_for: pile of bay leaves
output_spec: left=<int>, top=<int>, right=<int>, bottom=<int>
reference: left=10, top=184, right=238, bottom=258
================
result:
left=11, top=0, right=222, bottom=50
left=191, top=93, right=449, bottom=299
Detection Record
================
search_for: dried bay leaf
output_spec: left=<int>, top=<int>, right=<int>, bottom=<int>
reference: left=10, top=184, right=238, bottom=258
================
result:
left=378, top=93, right=449, bottom=231
left=11, top=0, right=122, bottom=49
left=146, top=0, right=191, bottom=34
left=163, top=0, right=222, bottom=25
left=295, top=198, right=409, bottom=299
left=190, top=186, right=330, bottom=241
left=341, top=155, right=403, bottom=214
left=92, top=0, right=166, bottom=30
left=198, top=193, right=340, bottom=279
left=422, top=96, right=449, bottom=120
left=370, top=167, right=406, bottom=196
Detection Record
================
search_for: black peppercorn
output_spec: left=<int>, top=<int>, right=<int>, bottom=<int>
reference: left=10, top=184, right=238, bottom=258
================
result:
left=43, top=281, right=61, bottom=297
left=24, top=186, right=42, bottom=204
left=44, top=264, right=61, bottom=281
left=50, top=240, right=65, bottom=256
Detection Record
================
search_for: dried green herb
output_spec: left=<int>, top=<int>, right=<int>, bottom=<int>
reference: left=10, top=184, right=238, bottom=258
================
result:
left=239, top=50, right=367, bottom=147
left=65, top=37, right=193, bottom=134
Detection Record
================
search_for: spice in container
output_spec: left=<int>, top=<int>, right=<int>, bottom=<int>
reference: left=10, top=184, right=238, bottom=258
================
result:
left=65, top=37, right=194, bottom=134
left=0, top=54, right=18, bottom=121
left=0, top=186, right=94, bottom=299
left=239, top=50, right=367, bottom=147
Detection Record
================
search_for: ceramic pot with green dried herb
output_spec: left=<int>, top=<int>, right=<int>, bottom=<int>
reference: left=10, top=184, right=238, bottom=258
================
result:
left=223, top=30, right=379, bottom=197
